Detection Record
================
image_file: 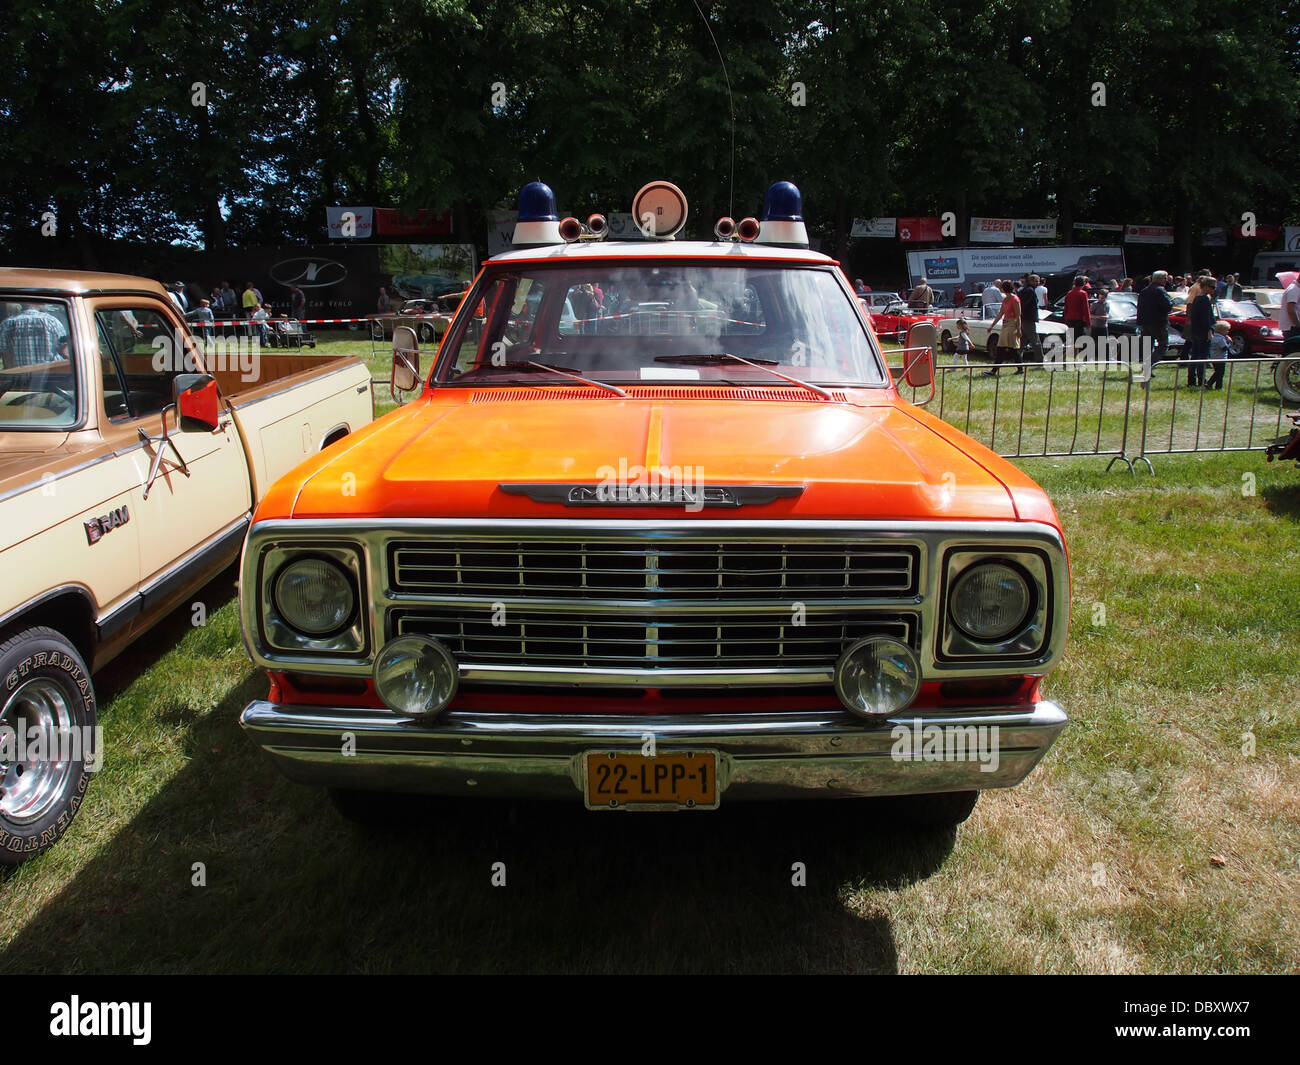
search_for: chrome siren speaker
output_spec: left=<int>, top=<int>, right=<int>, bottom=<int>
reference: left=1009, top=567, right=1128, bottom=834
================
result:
left=736, top=217, right=760, bottom=241
left=558, top=216, right=583, bottom=242
left=587, top=213, right=608, bottom=237
left=714, top=216, right=736, bottom=239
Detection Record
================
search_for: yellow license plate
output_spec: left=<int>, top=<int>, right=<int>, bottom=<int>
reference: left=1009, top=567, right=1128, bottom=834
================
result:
left=583, top=750, right=719, bottom=810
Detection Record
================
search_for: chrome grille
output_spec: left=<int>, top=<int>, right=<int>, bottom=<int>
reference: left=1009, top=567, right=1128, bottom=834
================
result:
left=392, top=609, right=917, bottom=669
left=388, top=540, right=919, bottom=600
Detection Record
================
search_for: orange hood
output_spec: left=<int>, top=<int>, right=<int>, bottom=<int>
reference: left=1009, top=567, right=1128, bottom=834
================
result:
left=258, top=390, right=1038, bottom=523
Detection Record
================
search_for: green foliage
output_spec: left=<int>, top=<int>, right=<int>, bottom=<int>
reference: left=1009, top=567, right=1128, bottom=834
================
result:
left=0, top=0, right=1295, bottom=265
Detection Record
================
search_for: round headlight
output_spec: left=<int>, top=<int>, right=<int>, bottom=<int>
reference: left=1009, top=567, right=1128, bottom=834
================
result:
left=374, top=636, right=458, bottom=719
left=834, top=636, right=921, bottom=719
left=950, top=562, right=1032, bottom=641
left=273, top=557, right=355, bottom=636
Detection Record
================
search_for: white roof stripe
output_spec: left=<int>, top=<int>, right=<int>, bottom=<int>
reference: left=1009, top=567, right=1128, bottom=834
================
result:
left=488, top=240, right=834, bottom=264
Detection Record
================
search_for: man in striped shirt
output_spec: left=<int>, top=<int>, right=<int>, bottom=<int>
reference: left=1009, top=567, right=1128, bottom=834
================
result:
left=0, top=303, right=66, bottom=367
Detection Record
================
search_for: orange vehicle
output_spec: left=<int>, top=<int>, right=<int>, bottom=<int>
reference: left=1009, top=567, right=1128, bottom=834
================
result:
left=238, top=180, right=1070, bottom=827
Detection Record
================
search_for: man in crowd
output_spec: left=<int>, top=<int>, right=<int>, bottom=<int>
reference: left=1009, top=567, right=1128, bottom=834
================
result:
left=1280, top=273, right=1300, bottom=341
left=289, top=284, right=307, bottom=319
left=1017, top=274, right=1040, bottom=362
left=982, top=278, right=1002, bottom=311
left=0, top=302, right=65, bottom=366
left=908, top=276, right=934, bottom=310
left=1063, top=275, right=1092, bottom=354
left=1136, top=269, right=1174, bottom=365
left=1034, top=274, right=1048, bottom=311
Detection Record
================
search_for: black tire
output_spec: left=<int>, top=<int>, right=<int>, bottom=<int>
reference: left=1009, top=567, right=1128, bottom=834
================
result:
left=418, top=323, right=436, bottom=344
left=1230, top=333, right=1248, bottom=357
left=986, top=335, right=998, bottom=358
left=1276, top=357, right=1300, bottom=403
left=0, top=626, right=97, bottom=867
left=896, top=790, right=979, bottom=829
left=370, top=321, right=385, bottom=341
left=940, top=330, right=954, bottom=354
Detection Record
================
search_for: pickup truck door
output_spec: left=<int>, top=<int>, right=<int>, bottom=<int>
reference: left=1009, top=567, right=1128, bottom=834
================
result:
left=89, top=298, right=252, bottom=601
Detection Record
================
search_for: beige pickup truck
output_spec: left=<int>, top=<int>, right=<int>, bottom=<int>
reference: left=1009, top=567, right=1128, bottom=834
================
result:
left=0, top=267, right=373, bottom=864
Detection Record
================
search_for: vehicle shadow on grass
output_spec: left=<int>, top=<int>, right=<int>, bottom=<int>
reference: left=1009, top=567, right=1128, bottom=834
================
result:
left=1261, top=480, right=1300, bottom=520
left=2, top=582, right=956, bottom=972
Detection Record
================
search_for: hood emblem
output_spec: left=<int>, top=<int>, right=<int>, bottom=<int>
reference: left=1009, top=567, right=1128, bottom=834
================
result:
left=499, top=484, right=804, bottom=508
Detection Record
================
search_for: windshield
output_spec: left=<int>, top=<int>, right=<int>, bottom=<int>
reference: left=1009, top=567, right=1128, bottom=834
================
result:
left=1216, top=300, right=1266, bottom=320
left=432, top=262, right=887, bottom=387
left=0, top=298, right=79, bottom=429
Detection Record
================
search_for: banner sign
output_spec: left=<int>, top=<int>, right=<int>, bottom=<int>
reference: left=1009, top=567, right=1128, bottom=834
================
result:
left=1014, top=218, right=1057, bottom=239
left=1124, top=224, right=1174, bottom=244
left=1201, top=227, right=1228, bottom=247
left=179, top=243, right=476, bottom=318
left=1074, top=221, right=1124, bottom=232
left=374, top=208, right=452, bottom=237
left=1231, top=223, right=1281, bottom=241
left=851, top=217, right=896, bottom=238
left=969, top=217, right=1014, bottom=243
left=906, top=246, right=1126, bottom=293
left=325, top=206, right=374, bottom=239
left=897, top=217, right=941, bottom=242
left=1286, top=227, right=1300, bottom=252
left=486, top=209, right=518, bottom=257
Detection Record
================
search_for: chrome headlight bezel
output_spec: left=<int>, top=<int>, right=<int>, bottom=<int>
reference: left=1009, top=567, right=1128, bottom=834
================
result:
left=938, top=549, right=1052, bottom=660
left=259, top=543, right=367, bottom=655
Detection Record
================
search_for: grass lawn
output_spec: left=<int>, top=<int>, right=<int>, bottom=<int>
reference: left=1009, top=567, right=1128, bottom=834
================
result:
left=0, top=349, right=1296, bottom=972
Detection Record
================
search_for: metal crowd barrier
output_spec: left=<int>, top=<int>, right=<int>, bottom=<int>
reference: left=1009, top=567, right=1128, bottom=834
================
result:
left=894, top=350, right=1297, bottom=473
left=896, top=356, right=1138, bottom=470
left=1132, top=357, right=1293, bottom=470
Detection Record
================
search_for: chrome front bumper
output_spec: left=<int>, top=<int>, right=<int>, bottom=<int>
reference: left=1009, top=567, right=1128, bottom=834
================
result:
left=239, top=700, right=1067, bottom=801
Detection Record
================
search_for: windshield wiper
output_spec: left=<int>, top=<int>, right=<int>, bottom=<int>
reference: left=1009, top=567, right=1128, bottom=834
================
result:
left=476, top=360, right=627, bottom=397
left=655, top=353, right=834, bottom=399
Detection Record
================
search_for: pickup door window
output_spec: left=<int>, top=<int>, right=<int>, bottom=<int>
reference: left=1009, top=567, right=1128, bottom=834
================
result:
left=90, top=298, right=253, bottom=600
left=0, top=298, right=80, bottom=429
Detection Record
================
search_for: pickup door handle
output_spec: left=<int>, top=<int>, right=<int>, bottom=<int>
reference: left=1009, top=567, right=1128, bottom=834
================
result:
left=356, top=384, right=368, bottom=394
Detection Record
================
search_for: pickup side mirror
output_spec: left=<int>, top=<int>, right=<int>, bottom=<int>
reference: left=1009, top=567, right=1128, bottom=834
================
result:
left=391, top=325, right=421, bottom=399
left=902, top=322, right=936, bottom=404
left=174, top=373, right=220, bottom=432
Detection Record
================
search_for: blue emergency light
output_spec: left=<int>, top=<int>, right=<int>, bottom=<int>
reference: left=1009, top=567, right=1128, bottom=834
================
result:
left=755, top=181, right=809, bottom=247
left=512, top=182, right=563, bottom=246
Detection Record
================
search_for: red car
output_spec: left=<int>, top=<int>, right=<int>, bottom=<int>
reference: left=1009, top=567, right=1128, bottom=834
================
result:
left=1169, top=298, right=1286, bottom=356
left=864, top=298, right=946, bottom=343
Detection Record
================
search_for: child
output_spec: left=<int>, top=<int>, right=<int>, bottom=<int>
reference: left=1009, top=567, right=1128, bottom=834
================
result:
left=952, top=318, right=972, bottom=365
left=1205, top=321, right=1232, bottom=390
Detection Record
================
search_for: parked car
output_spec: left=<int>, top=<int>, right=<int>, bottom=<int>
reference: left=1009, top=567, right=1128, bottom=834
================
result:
left=1169, top=298, right=1286, bottom=356
left=371, top=291, right=466, bottom=343
left=0, top=269, right=374, bottom=864
left=935, top=299, right=1070, bottom=359
left=237, top=180, right=1071, bottom=829
left=865, top=298, right=946, bottom=345
left=1241, top=288, right=1284, bottom=323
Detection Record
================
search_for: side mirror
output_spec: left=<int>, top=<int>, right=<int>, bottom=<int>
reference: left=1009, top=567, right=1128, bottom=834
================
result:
left=391, top=325, right=421, bottom=398
left=903, top=322, right=936, bottom=402
left=174, top=373, right=220, bottom=432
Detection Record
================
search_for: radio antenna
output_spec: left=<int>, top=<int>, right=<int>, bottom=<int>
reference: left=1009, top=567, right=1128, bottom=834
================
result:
left=691, top=0, right=735, bottom=218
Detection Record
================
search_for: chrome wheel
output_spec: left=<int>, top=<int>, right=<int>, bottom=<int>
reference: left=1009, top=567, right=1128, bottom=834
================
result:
left=0, top=677, right=76, bottom=826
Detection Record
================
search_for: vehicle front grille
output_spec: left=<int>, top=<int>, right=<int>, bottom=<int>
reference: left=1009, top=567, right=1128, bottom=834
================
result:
left=388, top=539, right=919, bottom=601
left=391, top=609, right=917, bottom=669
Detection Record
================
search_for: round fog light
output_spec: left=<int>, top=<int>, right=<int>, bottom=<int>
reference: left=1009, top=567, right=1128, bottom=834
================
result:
left=834, top=637, right=920, bottom=719
left=373, top=636, right=458, bottom=720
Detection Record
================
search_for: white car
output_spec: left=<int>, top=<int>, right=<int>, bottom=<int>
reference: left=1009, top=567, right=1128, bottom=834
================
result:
left=936, top=299, right=1069, bottom=358
left=1243, top=288, right=1284, bottom=323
